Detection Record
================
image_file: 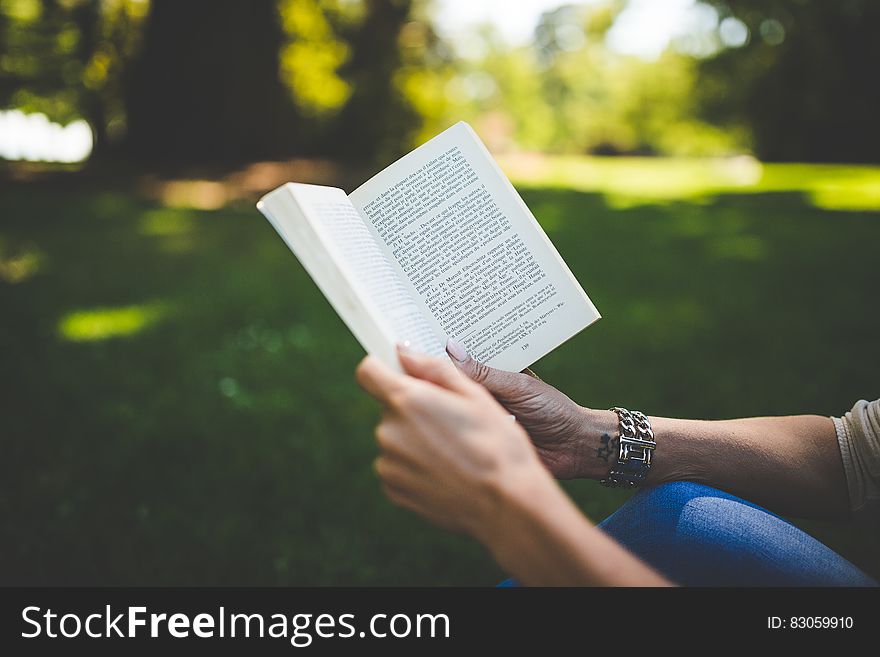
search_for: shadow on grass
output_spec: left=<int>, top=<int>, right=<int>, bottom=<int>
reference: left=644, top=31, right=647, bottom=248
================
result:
left=0, top=182, right=878, bottom=584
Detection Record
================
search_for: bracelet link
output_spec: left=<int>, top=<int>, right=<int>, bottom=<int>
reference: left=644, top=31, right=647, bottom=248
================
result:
left=600, top=407, right=656, bottom=488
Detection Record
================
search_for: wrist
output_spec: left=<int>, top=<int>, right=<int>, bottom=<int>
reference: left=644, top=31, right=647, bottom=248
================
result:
left=472, top=460, right=559, bottom=551
left=572, top=407, right=620, bottom=480
left=587, top=411, right=695, bottom=487
left=641, top=415, right=700, bottom=486
left=472, top=445, right=672, bottom=586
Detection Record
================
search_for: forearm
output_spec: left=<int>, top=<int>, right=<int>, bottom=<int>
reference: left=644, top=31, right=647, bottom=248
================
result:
left=577, top=409, right=849, bottom=518
left=480, top=466, right=672, bottom=586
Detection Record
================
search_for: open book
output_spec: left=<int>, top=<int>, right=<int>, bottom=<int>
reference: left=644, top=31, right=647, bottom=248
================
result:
left=257, top=122, right=599, bottom=372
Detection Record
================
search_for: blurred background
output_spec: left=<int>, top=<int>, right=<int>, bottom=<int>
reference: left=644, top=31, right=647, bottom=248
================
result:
left=1, top=0, right=878, bottom=585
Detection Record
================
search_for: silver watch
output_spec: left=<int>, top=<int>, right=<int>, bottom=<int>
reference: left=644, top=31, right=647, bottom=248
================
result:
left=600, top=407, right=656, bottom=488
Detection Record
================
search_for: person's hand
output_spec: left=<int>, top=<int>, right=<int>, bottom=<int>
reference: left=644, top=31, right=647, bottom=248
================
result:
left=444, top=339, right=614, bottom=479
left=355, top=346, right=554, bottom=542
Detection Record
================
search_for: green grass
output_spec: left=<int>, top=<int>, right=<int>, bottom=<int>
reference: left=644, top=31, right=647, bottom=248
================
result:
left=1, top=157, right=879, bottom=585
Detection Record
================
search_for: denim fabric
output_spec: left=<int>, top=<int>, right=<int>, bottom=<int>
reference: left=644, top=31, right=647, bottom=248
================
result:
left=500, top=481, right=877, bottom=587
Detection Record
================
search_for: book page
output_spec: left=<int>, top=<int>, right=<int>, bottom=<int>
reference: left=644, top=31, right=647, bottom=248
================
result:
left=349, top=122, right=599, bottom=372
left=258, top=184, right=445, bottom=369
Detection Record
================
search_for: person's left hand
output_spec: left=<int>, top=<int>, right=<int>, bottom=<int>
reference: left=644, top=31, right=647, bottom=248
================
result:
left=355, top=346, right=551, bottom=542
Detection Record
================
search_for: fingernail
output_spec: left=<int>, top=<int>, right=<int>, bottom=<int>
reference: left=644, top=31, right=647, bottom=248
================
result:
left=397, top=340, right=412, bottom=354
left=446, top=337, right=468, bottom=362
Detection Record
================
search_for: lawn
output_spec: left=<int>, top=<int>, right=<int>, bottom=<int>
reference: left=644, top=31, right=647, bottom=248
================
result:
left=1, top=157, right=879, bottom=585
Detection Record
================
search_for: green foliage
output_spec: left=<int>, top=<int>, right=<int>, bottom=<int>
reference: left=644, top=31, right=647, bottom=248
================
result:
left=1, top=159, right=878, bottom=584
left=275, top=0, right=453, bottom=153
left=0, top=0, right=149, bottom=152
left=326, top=0, right=450, bottom=163
left=3, top=0, right=877, bottom=164
left=1, top=0, right=448, bottom=166
left=452, top=2, right=743, bottom=157
left=278, top=0, right=360, bottom=118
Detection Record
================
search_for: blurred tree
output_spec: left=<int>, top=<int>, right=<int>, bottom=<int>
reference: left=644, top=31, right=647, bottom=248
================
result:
left=0, top=0, right=149, bottom=159
left=332, top=0, right=451, bottom=163
left=1, top=0, right=447, bottom=168
left=534, top=2, right=636, bottom=153
left=533, top=1, right=739, bottom=156
left=697, top=0, right=880, bottom=163
left=124, top=0, right=298, bottom=167
left=453, top=2, right=738, bottom=157
left=278, top=0, right=359, bottom=122
left=331, top=0, right=415, bottom=160
left=276, top=0, right=451, bottom=164
left=467, top=26, right=554, bottom=151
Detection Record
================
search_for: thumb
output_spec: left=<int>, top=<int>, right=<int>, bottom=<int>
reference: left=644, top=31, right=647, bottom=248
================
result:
left=445, top=338, right=526, bottom=397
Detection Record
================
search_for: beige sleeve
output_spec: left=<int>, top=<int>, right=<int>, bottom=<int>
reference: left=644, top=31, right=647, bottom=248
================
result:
left=832, top=398, right=880, bottom=519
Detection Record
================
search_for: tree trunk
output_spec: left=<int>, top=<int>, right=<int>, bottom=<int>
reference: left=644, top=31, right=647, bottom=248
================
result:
left=123, top=0, right=299, bottom=170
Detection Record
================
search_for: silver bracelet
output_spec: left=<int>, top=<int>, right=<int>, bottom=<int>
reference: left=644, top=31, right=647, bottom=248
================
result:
left=600, top=407, right=656, bottom=488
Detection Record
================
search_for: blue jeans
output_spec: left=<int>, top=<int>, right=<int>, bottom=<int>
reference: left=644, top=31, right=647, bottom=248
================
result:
left=501, top=482, right=877, bottom=587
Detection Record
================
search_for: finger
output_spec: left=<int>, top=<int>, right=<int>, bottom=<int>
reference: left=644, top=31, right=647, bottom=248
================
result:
left=446, top=338, right=529, bottom=396
left=373, top=454, right=421, bottom=489
left=374, top=417, right=429, bottom=466
left=383, top=485, right=419, bottom=513
left=397, top=344, right=475, bottom=395
left=521, top=367, right=542, bottom=381
left=378, top=477, right=422, bottom=515
left=355, top=355, right=409, bottom=404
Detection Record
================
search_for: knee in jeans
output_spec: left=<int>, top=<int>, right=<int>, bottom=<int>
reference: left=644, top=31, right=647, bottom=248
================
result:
left=634, top=481, right=717, bottom=513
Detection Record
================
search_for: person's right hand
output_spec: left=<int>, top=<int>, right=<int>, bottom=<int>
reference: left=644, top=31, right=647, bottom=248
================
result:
left=445, top=339, right=613, bottom=479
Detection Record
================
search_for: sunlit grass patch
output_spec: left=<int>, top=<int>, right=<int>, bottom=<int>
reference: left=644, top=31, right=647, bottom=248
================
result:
left=139, top=209, right=199, bottom=253
left=807, top=177, right=880, bottom=212
left=57, top=301, right=169, bottom=342
left=139, top=209, right=197, bottom=237
left=498, top=154, right=880, bottom=211
left=499, top=154, right=763, bottom=203
left=0, top=239, right=44, bottom=283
